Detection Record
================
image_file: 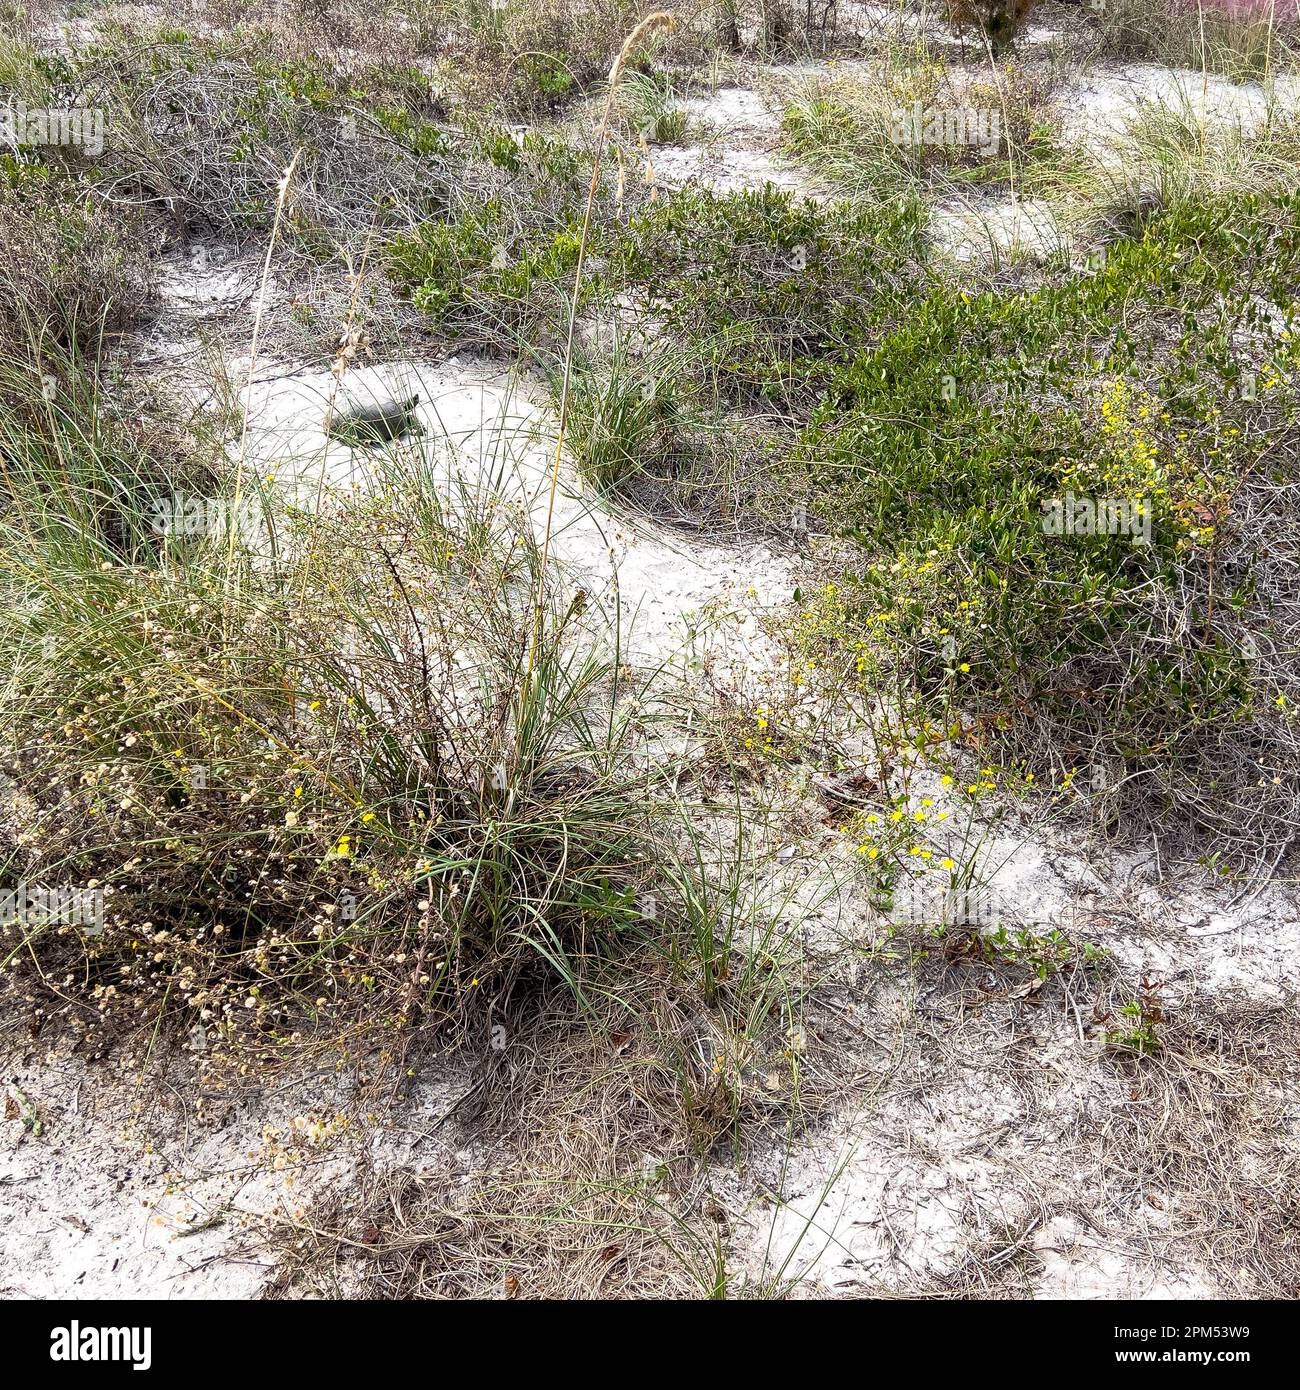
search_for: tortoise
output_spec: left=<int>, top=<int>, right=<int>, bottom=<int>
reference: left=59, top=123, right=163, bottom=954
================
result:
left=325, top=392, right=423, bottom=447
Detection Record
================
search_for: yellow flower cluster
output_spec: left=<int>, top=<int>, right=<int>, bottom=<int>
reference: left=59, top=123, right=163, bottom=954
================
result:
left=1076, top=377, right=1233, bottom=551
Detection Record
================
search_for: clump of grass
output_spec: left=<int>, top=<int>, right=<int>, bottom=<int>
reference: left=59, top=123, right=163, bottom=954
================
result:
left=1093, top=0, right=1300, bottom=81
left=0, top=349, right=673, bottom=1065
left=781, top=47, right=1061, bottom=205
left=555, top=333, right=693, bottom=492
left=549, top=329, right=790, bottom=524
left=615, top=67, right=687, bottom=143
left=436, top=0, right=646, bottom=118
left=1068, top=92, right=1300, bottom=228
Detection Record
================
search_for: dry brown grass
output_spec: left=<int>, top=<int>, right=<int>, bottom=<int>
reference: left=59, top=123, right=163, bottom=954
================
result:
left=0, top=172, right=152, bottom=375
left=881, top=948, right=1300, bottom=1299
left=260, top=916, right=882, bottom=1300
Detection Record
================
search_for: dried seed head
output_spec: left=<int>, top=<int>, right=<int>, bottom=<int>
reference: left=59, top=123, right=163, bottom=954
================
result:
left=607, top=12, right=675, bottom=90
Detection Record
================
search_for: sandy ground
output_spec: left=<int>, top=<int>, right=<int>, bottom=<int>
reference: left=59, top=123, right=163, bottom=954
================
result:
left=729, top=823, right=1299, bottom=1296
left=0, top=1045, right=481, bottom=1299
left=234, top=355, right=795, bottom=671
left=643, top=49, right=1300, bottom=263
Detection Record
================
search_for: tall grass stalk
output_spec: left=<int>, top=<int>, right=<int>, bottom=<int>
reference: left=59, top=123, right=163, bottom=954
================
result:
left=225, top=150, right=301, bottom=619
left=525, top=11, right=675, bottom=694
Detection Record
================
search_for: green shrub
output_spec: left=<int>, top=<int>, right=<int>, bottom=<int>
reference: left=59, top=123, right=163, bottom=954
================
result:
left=608, top=185, right=926, bottom=408
left=389, top=194, right=587, bottom=347
left=788, top=192, right=1300, bottom=862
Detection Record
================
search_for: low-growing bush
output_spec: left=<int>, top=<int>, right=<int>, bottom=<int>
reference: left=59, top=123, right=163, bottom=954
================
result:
left=945, top=1, right=1042, bottom=55
left=607, top=184, right=926, bottom=409
left=387, top=130, right=596, bottom=348
left=17, top=36, right=457, bottom=240
left=786, top=191, right=1300, bottom=867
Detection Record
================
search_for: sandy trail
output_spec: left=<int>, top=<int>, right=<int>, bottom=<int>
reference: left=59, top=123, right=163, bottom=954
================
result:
left=236, top=356, right=795, bottom=671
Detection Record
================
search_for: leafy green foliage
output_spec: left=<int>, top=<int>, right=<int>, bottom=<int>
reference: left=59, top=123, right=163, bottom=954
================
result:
left=609, top=185, right=926, bottom=407
left=794, top=192, right=1300, bottom=846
